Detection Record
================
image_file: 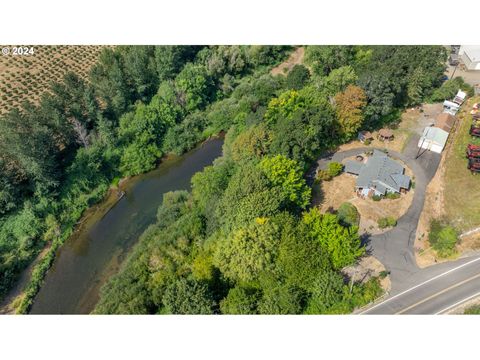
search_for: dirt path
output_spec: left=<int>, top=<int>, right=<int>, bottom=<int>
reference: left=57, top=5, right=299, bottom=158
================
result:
left=0, top=244, right=51, bottom=314
left=270, top=47, right=304, bottom=76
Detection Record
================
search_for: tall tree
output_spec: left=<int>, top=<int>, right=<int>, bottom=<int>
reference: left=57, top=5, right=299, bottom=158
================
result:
left=334, top=85, right=367, bottom=140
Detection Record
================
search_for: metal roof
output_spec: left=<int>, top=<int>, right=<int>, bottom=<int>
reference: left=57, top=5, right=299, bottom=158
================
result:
left=420, top=127, right=449, bottom=147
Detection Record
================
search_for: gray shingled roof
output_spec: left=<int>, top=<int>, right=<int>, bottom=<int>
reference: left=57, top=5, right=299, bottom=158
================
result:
left=347, top=150, right=410, bottom=194
left=344, top=160, right=364, bottom=175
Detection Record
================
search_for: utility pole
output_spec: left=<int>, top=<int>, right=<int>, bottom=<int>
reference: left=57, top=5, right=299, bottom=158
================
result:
left=350, top=269, right=357, bottom=294
left=416, top=127, right=429, bottom=159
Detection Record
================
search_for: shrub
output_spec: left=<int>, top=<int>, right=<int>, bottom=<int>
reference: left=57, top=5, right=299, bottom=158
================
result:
left=377, top=216, right=397, bottom=229
left=327, top=162, right=343, bottom=177
left=372, top=194, right=382, bottom=201
left=364, top=139, right=372, bottom=145
left=464, top=306, right=480, bottom=315
left=428, top=220, right=458, bottom=257
left=337, top=202, right=360, bottom=227
left=385, top=192, right=400, bottom=200
left=429, top=77, right=474, bottom=102
left=316, top=170, right=331, bottom=181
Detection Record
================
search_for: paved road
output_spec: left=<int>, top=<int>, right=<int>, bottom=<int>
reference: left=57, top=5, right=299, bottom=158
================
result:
left=361, top=255, right=480, bottom=314
left=317, top=135, right=480, bottom=314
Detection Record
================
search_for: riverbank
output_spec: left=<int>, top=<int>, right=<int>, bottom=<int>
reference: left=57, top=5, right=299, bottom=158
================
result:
left=1, top=135, right=224, bottom=314
left=28, top=137, right=223, bottom=314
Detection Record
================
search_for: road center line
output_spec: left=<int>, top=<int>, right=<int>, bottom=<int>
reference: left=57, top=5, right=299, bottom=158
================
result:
left=395, top=272, right=480, bottom=314
left=360, top=256, right=480, bottom=314
left=435, top=291, right=480, bottom=315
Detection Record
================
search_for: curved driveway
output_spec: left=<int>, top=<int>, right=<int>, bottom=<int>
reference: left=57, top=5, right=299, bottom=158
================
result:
left=317, top=135, right=480, bottom=303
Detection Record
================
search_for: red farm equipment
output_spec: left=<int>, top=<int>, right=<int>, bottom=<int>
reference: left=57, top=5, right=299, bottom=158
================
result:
left=470, top=124, right=480, bottom=137
left=468, top=158, right=480, bottom=174
left=467, top=144, right=480, bottom=159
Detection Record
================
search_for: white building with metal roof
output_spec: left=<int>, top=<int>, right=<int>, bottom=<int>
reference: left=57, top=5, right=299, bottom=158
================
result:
left=459, top=46, right=480, bottom=71
left=418, top=126, right=449, bottom=154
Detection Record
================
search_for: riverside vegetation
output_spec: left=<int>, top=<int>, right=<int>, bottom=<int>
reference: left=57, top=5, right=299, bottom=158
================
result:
left=1, top=46, right=449, bottom=314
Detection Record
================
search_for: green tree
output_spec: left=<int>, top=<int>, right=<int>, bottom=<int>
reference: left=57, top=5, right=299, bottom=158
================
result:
left=220, top=285, right=260, bottom=314
left=90, top=48, right=132, bottom=117
left=337, top=202, right=360, bottom=227
left=277, top=215, right=332, bottom=291
left=430, top=77, right=474, bottom=102
left=304, top=46, right=355, bottom=76
left=259, top=155, right=311, bottom=209
left=429, top=220, right=458, bottom=257
left=304, top=270, right=345, bottom=313
left=257, top=281, right=305, bottom=314
left=358, top=72, right=395, bottom=126
left=121, top=45, right=158, bottom=102
left=269, top=102, right=337, bottom=165
left=228, top=124, right=272, bottom=162
left=154, top=46, right=201, bottom=82
left=286, top=64, right=310, bottom=90
left=264, top=90, right=306, bottom=124
left=302, top=209, right=364, bottom=269
left=321, top=65, right=358, bottom=95
left=162, top=277, right=215, bottom=314
left=213, top=219, right=281, bottom=283
left=175, top=63, right=213, bottom=112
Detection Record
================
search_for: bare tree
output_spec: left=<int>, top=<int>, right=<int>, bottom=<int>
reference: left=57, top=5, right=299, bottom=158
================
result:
left=71, top=118, right=90, bottom=148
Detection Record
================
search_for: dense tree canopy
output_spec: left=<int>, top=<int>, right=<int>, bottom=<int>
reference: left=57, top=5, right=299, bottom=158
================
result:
left=1, top=45, right=447, bottom=313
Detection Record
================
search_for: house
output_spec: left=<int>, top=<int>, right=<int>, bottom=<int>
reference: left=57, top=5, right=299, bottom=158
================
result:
left=458, top=46, right=480, bottom=71
left=344, top=150, right=411, bottom=197
left=418, top=126, right=449, bottom=154
left=435, top=113, right=457, bottom=133
left=377, top=128, right=394, bottom=142
left=358, top=131, right=373, bottom=143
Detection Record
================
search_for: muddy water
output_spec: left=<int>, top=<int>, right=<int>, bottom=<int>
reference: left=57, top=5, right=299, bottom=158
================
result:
left=30, top=138, right=223, bottom=314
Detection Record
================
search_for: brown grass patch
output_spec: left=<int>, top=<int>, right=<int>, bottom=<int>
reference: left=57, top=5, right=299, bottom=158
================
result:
left=270, top=47, right=304, bottom=76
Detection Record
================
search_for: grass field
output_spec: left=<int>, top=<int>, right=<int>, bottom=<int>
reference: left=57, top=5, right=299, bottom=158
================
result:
left=0, top=45, right=111, bottom=114
left=444, top=96, right=480, bottom=231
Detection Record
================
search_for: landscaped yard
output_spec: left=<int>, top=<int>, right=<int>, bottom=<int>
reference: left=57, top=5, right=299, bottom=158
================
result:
left=315, top=159, right=414, bottom=235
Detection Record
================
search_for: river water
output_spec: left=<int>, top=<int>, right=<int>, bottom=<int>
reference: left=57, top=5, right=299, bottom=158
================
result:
left=30, top=138, right=223, bottom=314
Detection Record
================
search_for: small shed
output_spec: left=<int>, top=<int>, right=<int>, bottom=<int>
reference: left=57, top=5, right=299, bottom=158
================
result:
left=418, top=126, right=449, bottom=154
left=358, top=131, right=373, bottom=143
left=435, top=113, right=457, bottom=133
left=378, top=129, right=394, bottom=142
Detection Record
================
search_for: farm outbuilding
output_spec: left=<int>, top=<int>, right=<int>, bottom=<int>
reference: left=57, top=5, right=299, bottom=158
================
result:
left=435, top=113, right=457, bottom=133
left=358, top=131, right=373, bottom=143
left=418, top=126, right=449, bottom=154
left=459, top=46, right=480, bottom=71
left=377, top=129, right=394, bottom=142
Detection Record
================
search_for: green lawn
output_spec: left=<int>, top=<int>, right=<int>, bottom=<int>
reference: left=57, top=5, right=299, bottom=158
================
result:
left=444, top=96, right=480, bottom=231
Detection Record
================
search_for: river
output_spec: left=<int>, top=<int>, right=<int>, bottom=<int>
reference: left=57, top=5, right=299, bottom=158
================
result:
left=30, top=138, right=224, bottom=314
